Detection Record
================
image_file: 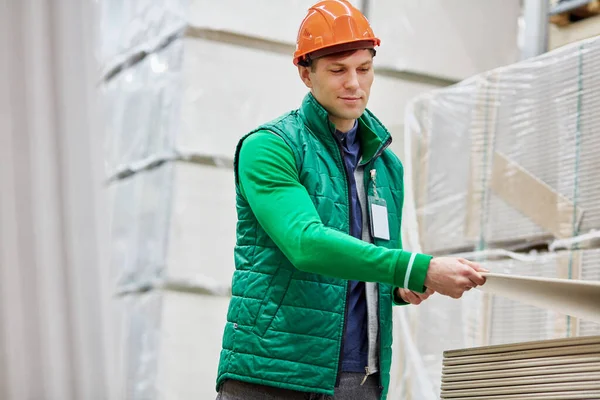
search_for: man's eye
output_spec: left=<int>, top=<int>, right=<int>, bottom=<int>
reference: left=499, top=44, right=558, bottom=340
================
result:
left=359, top=68, right=370, bottom=72
left=331, top=69, right=344, bottom=73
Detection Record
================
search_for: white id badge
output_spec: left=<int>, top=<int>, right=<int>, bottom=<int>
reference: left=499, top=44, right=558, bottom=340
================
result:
left=369, top=196, right=390, bottom=240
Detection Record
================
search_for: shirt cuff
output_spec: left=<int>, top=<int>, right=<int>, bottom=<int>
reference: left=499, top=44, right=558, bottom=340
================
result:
left=394, top=252, right=432, bottom=293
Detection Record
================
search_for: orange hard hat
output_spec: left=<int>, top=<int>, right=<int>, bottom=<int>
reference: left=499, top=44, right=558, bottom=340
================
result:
left=293, top=0, right=381, bottom=66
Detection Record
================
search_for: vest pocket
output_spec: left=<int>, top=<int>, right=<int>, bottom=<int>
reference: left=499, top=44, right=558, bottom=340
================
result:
left=253, top=267, right=293, bottom=337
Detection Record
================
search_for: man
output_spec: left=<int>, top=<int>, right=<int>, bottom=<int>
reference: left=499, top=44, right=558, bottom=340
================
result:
left=216, top=1, right=486, bottom=399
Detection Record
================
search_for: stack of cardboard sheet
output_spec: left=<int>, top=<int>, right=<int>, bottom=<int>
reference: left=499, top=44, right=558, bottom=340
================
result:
left=441, top=336, right=600, bottom=399
left=400, top=248, right=600, bottom=398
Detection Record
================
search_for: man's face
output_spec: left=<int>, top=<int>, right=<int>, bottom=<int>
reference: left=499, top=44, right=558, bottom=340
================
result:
left=299, top=49, right=374, bottom=131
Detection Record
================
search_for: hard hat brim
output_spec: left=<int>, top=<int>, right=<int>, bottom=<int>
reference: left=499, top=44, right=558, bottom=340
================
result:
left=294, top=38, right=380, bottom=66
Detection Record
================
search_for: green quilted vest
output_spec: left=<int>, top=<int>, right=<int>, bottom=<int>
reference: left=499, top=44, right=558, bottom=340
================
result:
left=217, top=93, right=406, bottom=399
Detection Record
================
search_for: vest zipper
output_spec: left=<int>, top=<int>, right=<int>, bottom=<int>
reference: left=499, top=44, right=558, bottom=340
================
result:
left=334, top=138, right=352, bottom=388
left=377, top=138, right=390, bottom=391
left=367, top=139, right=390, bottom=391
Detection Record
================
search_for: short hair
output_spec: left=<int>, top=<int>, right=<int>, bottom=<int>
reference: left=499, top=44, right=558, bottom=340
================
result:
left=300, top=48, right=377, bottom=71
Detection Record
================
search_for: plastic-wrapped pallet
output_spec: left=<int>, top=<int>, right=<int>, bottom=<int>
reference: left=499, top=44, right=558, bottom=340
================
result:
left=406, top=35, right=600, bottom=255
left=108, top=161, right=237, bottom=290
left=102, top=37, right=305, bottom=177
left=118, top=291, right=230, bottom=400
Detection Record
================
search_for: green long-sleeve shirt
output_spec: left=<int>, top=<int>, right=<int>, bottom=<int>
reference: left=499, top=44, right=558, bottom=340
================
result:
left=237, top=130, right=431, bottom=296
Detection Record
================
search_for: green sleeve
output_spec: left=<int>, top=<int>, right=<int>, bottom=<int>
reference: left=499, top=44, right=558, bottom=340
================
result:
left=238, top=130, right=431, bottom=292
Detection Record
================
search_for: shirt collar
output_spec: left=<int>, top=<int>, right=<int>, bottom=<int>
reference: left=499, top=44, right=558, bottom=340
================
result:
left=334, top=120, right=359, bottom=149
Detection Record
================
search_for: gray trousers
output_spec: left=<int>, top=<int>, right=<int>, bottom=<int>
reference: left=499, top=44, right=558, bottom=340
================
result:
left=216, top=372, right=381, bottom=400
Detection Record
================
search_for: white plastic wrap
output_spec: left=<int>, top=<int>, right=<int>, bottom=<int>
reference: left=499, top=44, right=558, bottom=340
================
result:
left=406, top=35, right=600, bottom=255
left=98, top=0, right=362, bottom=70
left=119, top=291, right=229, bottom=400
left=109, top=161, right=237, bottom=290
left=99, top=0, right=188, bottom=71
left=102, top=36, right=308, bottom=177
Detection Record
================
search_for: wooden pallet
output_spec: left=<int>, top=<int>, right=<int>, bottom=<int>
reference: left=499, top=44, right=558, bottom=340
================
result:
left=549, top=13, right=600, bottom=50
left=550, top=0, right=600, bottom=27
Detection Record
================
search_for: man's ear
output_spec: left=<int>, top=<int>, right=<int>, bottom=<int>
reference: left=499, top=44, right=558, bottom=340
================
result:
left=298, top=65, right=313, bottom=89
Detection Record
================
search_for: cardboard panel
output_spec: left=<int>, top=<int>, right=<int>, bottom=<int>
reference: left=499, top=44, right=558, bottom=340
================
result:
left=442, top=355, right=600, bottom=375
left=443, top=362, right=600, bottom=382
left=489, top=152, right=583, bottom=239
left=480, top=273, right=600, bottom=325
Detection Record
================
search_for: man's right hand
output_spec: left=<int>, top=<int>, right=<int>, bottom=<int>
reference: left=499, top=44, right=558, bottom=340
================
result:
left=423, top=257, right=488, bottom=299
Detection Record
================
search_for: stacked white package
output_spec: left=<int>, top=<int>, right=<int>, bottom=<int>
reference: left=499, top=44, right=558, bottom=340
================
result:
left=109, top=161, right=237, bottom=290
left=103, top=37, right=305, bottom=177
left=119, top=291, right=229, bottom=400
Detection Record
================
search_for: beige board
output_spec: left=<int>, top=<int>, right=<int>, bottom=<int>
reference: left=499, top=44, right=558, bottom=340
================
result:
left=442, top=362, right=600, bottom=382
left=444, top=334, right=600, bottom=358
left=489, top=151, right=584, bottom=239
left=442, top=354, right=600, bottom=374
left=441, top=381, right=600, bottom=398
left=445, top=389, right=600, bottom=400
left=555, top=251, right=582, bottom=337
left=441, top=370, right=600, bottom=390
left=479, top=273, right=600, bottom=324
left=549, top=15, right=600, bottom=51
left=443, top=344, right=600, bottom=367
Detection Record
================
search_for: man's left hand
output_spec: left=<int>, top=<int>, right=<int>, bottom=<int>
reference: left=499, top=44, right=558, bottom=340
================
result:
left=396, top=287, right=434, bottom=305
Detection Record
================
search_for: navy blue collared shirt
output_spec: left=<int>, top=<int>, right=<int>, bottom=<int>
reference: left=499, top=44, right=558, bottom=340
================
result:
left=334, top=121, right=368, bottom=373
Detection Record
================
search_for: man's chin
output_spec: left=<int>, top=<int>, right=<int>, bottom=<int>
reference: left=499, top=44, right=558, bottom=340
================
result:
left=341, top=109, right=365, bottom=120
left=332, top=104, right=363, bottom=118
